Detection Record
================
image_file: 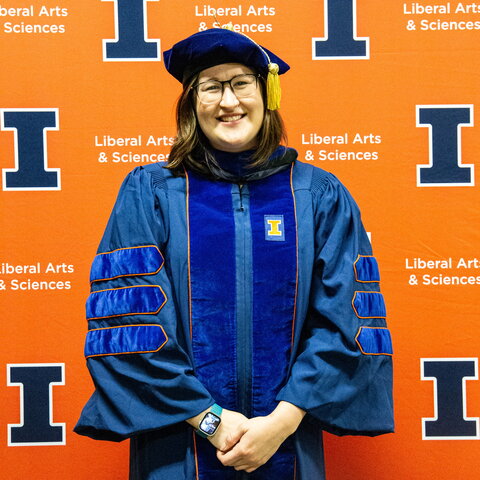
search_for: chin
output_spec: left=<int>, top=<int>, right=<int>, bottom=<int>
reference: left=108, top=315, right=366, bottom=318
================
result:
left=214, top=137, right=257, bottom=152
left=218, top=145, right=251, bottom=153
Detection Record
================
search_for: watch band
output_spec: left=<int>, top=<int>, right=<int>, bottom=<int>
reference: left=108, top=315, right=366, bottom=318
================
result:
left=210, top=403, right=223, bottom=417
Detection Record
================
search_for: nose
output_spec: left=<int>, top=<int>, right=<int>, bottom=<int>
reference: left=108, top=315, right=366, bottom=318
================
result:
left=219, top=84, right=240, bottom=108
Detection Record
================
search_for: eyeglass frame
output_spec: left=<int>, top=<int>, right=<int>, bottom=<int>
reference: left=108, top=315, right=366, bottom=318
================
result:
left=191, top=73, right=262, bottom=104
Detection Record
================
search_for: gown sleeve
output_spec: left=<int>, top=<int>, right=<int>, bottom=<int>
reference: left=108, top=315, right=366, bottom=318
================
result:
left=74, top=166, right=214, bottom=442
left=277, top=171, right=394, bottom=436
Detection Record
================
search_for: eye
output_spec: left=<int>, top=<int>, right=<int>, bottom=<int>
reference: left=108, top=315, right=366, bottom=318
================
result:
left=199, top=81, right=221, bottom=93
left=232, top=75, right=254, bottom=89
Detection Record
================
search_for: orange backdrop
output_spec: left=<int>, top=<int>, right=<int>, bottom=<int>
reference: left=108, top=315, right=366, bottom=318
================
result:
left=1, top=1, right=479, bottom=478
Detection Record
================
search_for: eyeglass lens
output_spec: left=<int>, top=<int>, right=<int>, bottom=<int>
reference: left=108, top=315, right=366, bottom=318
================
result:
left=195, top=74, right=258, bottom=104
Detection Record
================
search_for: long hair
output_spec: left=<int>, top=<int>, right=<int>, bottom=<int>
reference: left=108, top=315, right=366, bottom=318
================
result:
left=165, top=73, right=287, bottom=175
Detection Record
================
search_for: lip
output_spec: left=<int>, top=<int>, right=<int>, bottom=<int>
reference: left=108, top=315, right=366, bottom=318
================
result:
left=216, top=113, right=246, bottom=124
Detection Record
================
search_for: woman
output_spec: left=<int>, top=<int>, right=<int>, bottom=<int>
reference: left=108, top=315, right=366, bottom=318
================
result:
left=75, top=28, right=393, bottom=480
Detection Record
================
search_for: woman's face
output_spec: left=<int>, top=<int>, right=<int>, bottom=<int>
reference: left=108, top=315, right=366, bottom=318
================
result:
left=194, top=63, right=264, bottom=152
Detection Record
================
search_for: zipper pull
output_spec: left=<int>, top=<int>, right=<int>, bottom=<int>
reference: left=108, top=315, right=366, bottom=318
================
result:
left=238, top=184, right=244, bottom=211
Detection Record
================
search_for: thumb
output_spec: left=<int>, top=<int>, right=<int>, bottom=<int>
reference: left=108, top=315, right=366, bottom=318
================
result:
left=222, top=422, right=248, bottom=451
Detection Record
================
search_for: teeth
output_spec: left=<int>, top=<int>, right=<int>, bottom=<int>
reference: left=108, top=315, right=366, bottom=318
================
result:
left=220, top=115, right=243, bottom=122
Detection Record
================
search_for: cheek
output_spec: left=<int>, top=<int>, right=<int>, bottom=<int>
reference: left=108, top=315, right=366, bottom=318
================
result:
left=252, top=106, right=265, bottom=133
left=195, top=106, right=213, bottom=132
left=251, top=95, right=265, bottom=129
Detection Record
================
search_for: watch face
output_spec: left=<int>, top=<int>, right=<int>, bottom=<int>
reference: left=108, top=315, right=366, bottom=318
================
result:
left=199, top=412, right=221, bottom=436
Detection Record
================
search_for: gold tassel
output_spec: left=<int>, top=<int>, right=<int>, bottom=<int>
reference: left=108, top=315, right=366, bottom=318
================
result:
left=266, top=62, right=281, bottom=111
left=213, top=20, right=283, bottom=110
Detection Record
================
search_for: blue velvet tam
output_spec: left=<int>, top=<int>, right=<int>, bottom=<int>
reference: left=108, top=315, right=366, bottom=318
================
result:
left=163, top=28, right=290, bottom=84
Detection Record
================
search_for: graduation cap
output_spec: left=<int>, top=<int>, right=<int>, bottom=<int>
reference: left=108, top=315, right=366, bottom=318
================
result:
left=163, top=27, right=290, bottom=110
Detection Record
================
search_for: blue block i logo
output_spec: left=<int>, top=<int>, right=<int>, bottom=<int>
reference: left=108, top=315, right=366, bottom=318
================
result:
left=312, top=0, right=369, bottom=60
left=103, top=0, right=160, bottom=61
left=416, top=105, right=474, bottom=187
left=1, top=109, right=60, bottom=191
left=265, top=215, right=285, bottom=241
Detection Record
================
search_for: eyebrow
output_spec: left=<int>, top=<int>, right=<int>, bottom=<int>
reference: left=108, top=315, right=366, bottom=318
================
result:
left=198, top=72, right=254, bottom=82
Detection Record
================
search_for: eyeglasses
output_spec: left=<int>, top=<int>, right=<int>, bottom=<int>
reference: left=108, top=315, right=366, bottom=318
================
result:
left=192, top=73, right=260, bottom=105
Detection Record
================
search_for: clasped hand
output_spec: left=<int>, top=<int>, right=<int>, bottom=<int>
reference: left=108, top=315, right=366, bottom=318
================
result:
left=208, top=402, right=304, bottom=473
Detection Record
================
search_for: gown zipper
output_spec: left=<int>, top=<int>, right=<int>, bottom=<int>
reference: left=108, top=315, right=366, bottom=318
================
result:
left=233, top=184, right=252, bottom=480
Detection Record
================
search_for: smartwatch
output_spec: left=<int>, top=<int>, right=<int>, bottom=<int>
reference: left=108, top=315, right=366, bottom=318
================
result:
left=196, top=404, right=223, bottom=438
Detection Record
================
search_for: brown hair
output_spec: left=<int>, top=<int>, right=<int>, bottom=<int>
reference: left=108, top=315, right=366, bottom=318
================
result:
left=165, top=74, right=287, bottom=175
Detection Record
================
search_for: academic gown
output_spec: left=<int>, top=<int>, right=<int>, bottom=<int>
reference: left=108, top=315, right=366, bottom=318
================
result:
left=75, top=148, right=394, bottom=480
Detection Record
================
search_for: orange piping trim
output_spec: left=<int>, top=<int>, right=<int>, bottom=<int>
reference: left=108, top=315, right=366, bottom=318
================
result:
left=290, top=163, right=299, bottom=345
left=351, top=291, right=386, bottom=319
left=353, top=254, right=380, bottom=284
left=185, top=169, right=193, bottom=340
left=185, top=172, right=199, bottom=478
left=90, top=245, right=164, bottom=284
left=96, top=245, right=160, bottom=255
left=355, top=326, right=393, bottom=357
left=192, top=429, right=200, bottom=480
left=85, top=323, right=168, bottom=358
left=86, top=285, right=168, bottom=320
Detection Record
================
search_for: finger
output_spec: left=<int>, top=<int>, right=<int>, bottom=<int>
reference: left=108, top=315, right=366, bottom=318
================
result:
left=233, top=460, right=262, bottom=473
left=222, top=434, right=240, bottom=452
left=221, top=424, right=248, bottom=452
left=230, top=423, right=248, bottom=444
left=217, top=447, right=245, bottom=466
left=216, top=451, right=238, bottom=466
left=216, top=449, right=237, bottom=465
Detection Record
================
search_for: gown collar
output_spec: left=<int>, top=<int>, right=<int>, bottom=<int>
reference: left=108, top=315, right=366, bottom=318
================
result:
left=202, top=146, right=297, bottom=183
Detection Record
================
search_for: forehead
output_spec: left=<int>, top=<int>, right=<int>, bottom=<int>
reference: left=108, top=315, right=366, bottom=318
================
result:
left=197, top=63, right=255, bottom=82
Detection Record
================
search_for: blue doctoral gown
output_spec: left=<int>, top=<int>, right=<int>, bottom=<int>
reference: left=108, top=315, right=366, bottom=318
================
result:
left=75, top=150, right=393, bottom=480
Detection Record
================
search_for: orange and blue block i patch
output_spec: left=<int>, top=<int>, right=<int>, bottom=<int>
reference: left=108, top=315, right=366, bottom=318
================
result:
left=264, top=215, right=285, bottom=241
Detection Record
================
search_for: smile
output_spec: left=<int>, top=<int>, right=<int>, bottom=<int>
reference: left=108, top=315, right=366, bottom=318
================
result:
left=217, top=114, right=245, bottom=123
